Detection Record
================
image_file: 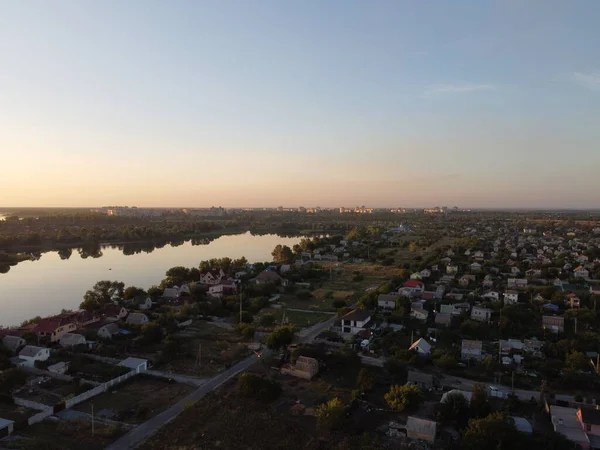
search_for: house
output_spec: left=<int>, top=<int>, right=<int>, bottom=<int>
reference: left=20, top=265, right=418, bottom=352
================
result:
left=132, top=296, right=153, bottom=310
left=208, top=280, right=238, bottom=298
left=512, top=416, right=533, bottom=435
left=574, top=266, right=589, bottom=279
left=419, top=269, right=431, bottom=278
left=407, top=371, right=434, bottom=389
left=577, top=407, right=600, bottom=442
left=403, top=280, right=425, bottom=292
left=408, top=338, right=431, bottom=356
left=470, top=262, right=482, bottom=271
left=410, top=272, right=423, bottom=280
left=118, top=357, right=148, bottom=374
left=508, top=278, right=528, bottom=288
left=97, top=323, right=121, bottom=339
left=526, top=268, right=542, bottom=277
left=162, top=287, right=179, bottom=299
left=458, top=276, right=471, bottom=287
left=550, top=405, right=590, bottom=449
left=542, top=315, right=565, bottom=333
left=473, top=250, right=485, bottom=260
left=441, top=389, right=472, bottom=405
left=200, top=268, right=226, bottom=285
left=510, top=266, right=521, bottom=275
left=253, top=270, right=283, bottom=284
left=2, top=335, right=25, bottom=353
left=18, top=345, right=50, bottom=368
left=126, top=312, right=149, bottom=326
left=48, top=361, right=69, bottom=375
left=482, top=291, right=500, bottom=302
left=280, top=356, right=319, bottom=380
left=340, top=309, right=372, bottom=336
left=590, top=285, right=600, bottom=296
left=0, top=418, right=14, bottom=438
left=447, top=265, right=459, bottom=274
left=101, top=305, right=128, bottom=321
left=566, top=293, right=581, bottom=309
left=33, top=316, right=77, bottom=343
left=410, top=308, right=429, bottom=322
left=471, top=306, right=492, bottom=322
left=503, top=290, right=519, bottom=305
left=461, top=340, right=483, bottom=360
left=59, top=333, right=86, bottom=348
left=406, top=416, right=437, bottom=443
left=377, top=294, right=397, bottom=311
left=435, top=313, right=452, bottom=327
left=235, top=271, right=248, bottom=279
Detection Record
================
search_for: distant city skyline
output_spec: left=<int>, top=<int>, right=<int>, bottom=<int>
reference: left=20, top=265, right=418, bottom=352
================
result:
left=1, top=1, right=599, bottom=209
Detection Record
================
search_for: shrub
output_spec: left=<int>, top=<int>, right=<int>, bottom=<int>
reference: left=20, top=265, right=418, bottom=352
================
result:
left=237, top=373, right=282, bottom=402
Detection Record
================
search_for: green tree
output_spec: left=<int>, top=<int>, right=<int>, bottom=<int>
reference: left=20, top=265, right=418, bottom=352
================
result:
left=265, top=325, right=296, bottom=350
left=470, top=383, right=490, bottom=418
left=259, top=313, right=276, bottom=327
left=238, top=323, right=256, bottom=340
left=384, top=384, right=423, bottom=412
left=566, top=350, right=589, bottom=372
left=140, top=322, right=163, bottom=345
left=356, top=368, right=375, bottom=392
left=124, top=286, right=146, bottom=300
left=147, top=285, right=162, bottom=298
left=0, top=369, right=27, bottom=395
left=439, top=391, right=469, bottom=425
left=408, top=242, right=417, bottom=252
left=80, top=280, right=125, bottom=310
left=315, top=397, right=346, bottom=431
left=237, top=373, right=281, bottom=402
left=271, top=245, right=294, bottom=263
left=462, top=412, right=518, bottom=450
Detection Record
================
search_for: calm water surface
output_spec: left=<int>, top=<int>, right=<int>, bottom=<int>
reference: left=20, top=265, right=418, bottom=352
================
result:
left=0, top=232, right=300, bottom=327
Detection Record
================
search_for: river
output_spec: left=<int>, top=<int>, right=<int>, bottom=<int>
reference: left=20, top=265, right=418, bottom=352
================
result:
left=0, top=232, right=300, bottom=327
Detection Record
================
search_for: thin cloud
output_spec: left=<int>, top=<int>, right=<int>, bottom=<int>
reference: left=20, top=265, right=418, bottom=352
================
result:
left=424, top=84, right=495, bottom=95
left=568, top=71, right=600, bottom=90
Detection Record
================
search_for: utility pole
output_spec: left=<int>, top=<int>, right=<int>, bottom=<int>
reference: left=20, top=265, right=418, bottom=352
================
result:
left=239, top=290, right=243, bottom=324
left=91, top=403, right=95, bottom=437
left=511, top=371, right=515, bottom=392
left=195, top=343, right=202, bottom=368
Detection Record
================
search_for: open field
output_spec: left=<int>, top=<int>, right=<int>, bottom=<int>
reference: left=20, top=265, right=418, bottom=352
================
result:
left=72, top=376, right=194, bottom=424
left=10, top=420, right=125, bottom=450
left=157, top=322, right=251, bottom=377
left=260, top=308, right=334, bottom=329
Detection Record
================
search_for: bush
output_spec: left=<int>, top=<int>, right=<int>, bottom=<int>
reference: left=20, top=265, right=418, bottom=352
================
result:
left=385, top=384, right=423, bottom=412
left=237, top=373, right=282, bottom=402
left=315, top=398, right=346, bottom=431
left=352, top=274, right=364, bottom=282
left=259, top=313, right=276, bottom=327
left=332, top=299, right=346, bottom=309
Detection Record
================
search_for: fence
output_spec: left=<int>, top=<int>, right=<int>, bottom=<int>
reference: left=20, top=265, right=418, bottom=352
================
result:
left=28, top=409, right=54, bottom=426
left=21, top=366, right=73, bottom=382
left=13, top=397, right=52, bottom=412
left=64, top=370, right=137, bottom=409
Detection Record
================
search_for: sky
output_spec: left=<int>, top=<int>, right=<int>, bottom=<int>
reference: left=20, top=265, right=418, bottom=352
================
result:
left=1, top=1, right=599, bottom=209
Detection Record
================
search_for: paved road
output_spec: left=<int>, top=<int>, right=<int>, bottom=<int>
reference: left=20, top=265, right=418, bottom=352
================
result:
left=106, top=316, right=335, bottom=449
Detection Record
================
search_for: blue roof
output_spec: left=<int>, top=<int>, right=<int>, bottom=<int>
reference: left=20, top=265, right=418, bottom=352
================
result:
left=119, top=329, right=132, bottom=335
left=542, top=303, right=559, bottom=311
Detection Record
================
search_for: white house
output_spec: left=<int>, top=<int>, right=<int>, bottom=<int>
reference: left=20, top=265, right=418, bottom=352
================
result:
left=419, top=269, right=431, bottom=278
left=470, top=262, right=482, bottom=271
left=340, top=310, right=372, bottom=336
left=504, top=291, right=519, bottom=305
left=461, top=340, right=483, bottom=360
left=410, top=308, right=429, bottom=322
left=162, top=288, right=179, bottom=299
left=447, top=265, right=459, bottom=274
left=200, top=268, right=226, bottom=285
left=18, top=345, right=50, bottom=368
left=471, top=306, right=492, bottom=322
left=409, top=338, right=431, bottom=356
left=482, top=291, right=500, bottom=302
left=0, top=418, right=14, bottom=438
left=126, top=312, right=149, bottom=326
left=574, top=266, right=589, bottom=279
left=208, top=281, right=238, bottom=298
left=118, top=357, right=148, bottom=374
left=133, top=296, right=153, bottom=310
left=97, top=323, right=121, bottom=339
left=377, top=294, right=397, bottom=311
left=59, top=333, right=86, bottom=348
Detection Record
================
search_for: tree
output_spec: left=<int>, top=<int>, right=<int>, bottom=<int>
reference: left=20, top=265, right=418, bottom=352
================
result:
left=80, top=280, right=125, bottom=310
left=462, top=412, right=518, bottom=450
left=0, top=369, right=27, bottom=396
left=356, top=368, right=375, bottom=392
left=147, top=285, right=162, bottom=298
left=260, top=313, right=276, bottom=327
left=439, top=391, right=469, bottom=425
left=237, top=373, right=281, bottom=402
left=384, top=384, right=423, bottom=412
left=265, top=325, right=296, bottom=350
left=565, top=350, right=589, bottom=372
left=165, top=266, right=191, bottom=286
left=238, top=323, right=255, bottom=341
left=238, top=310, right=254, bottom=324
left=124, top=286, right=146, bottom=300
left=408, top=242, right=417, bottom=252
left=315, top=398, right=346, bottom=431
left=470, top=383, right=490, bottom=418
left=140, top=322, right=163, bottom=345
left=271, top=245, right=294, bottom=263
left=434, top=353, right=459, bottom=370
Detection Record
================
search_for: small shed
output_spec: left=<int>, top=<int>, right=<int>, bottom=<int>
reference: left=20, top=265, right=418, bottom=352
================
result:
left=118, top=357, right=148, bottom=373
left=406, top=416, right=437, bottom=443
left=0, top=418, right=15, bottom=438
left=512, top=416, right=533, bottom=435
left=48, top=361, right=70, bottom=375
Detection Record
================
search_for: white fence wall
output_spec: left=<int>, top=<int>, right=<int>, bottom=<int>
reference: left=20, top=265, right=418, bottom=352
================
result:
left=13, top=397, right=51, bottom=412
left=64, top=370, right=138, bottom=409
left=28, top=409, right=54, bottom=426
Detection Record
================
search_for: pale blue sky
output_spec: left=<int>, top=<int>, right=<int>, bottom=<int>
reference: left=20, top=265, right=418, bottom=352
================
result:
left=1, top=1, right=599, bottom=208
